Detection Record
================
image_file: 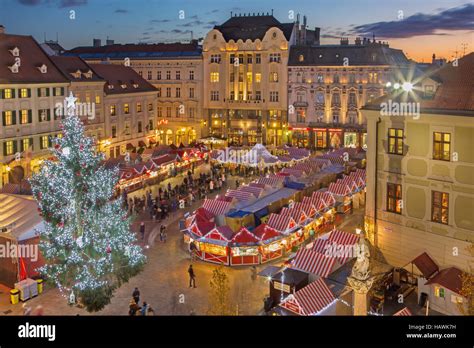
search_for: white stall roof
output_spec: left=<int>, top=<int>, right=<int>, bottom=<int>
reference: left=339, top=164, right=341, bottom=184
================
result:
left=0, top=193, right=44, bottom=241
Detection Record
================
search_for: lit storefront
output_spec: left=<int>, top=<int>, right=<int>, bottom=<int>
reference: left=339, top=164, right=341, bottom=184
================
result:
left=328, top=129, right=343, bottom=148
left=313, top=128, right=328, bottom=149
left=290, top=128, right=310, bottom=148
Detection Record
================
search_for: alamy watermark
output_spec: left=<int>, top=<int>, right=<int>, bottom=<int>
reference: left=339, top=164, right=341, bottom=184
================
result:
left=0, top=241, right=38, bottom=262
left=380, top=100, right=420, bottom=119
left=55, top=100, right=96, bottom=120
left=216, top=148, right=258, bottom=165
left=323, top=241, right=368, bottom=260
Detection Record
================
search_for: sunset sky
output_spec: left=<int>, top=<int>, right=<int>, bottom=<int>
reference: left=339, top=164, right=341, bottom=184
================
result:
left=1, top=0, right=472, bottom=62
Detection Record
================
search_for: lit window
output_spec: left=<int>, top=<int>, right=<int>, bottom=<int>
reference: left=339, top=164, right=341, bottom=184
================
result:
left=388, top=128, right=404, bottom=155
left=110, top=105, right=116, bottom=116
left=20, top=88, right=29, bottom=98
left=95, top=95, right=101, bottom=104
left=246, top=72, right=252, bottom=84
left=210, top=72, right=219, bottom=83
left=432, top=191, right=449, bottom=225
left=434, top=287, right=445, bottom=298
left=20, top=110, right=29, bottom=124
left=255, top=73, right=261, bottom=83
left=433, top=132, right=450, bottom=161
left=270, top=72, right=278, bottom=82
left=3, top=111, right=14, bottom=126
left=41, top=136, right=49, bottom=149
left=387, top=183, right=402, bottom=214
left=4, top=89, right=13, bottom=99
left=136, top=103, right=142, bottom=113
left=124, top=104, right=130, bottom=114
left=4, top=140, right=14, bottom=155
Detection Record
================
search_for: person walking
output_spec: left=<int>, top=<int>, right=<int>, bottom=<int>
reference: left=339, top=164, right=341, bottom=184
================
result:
left=132, top=287, right=140, bottom=305
left=139, top=222, right=145, bottom=241
left=188, top=265, right=196, bottom=288
left=140, top=302, right=149, bottom=316
left=129, top=298, right=140, bottom=316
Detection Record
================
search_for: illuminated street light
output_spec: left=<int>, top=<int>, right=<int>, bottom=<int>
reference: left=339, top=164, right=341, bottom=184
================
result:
left=393, top=83, right=401, bottom=89
left=402, top=82, right=414, bottom=92
left=385, top=82, right=392, bottom=88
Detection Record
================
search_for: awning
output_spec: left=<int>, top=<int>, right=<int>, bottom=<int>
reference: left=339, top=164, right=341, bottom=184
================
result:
left=280, top=278, right=336, bottom=316
left=202, top=198, right=232, bottom=216
left=225, top=189, right=254, bottom=202
left=411, top=252, right=439, bottom=279
left=393, top=307, right=412, bottom=316
left=292, top=248, right=337, bottom=277
left=257, top=265, right=282, bottom=278
left=267, top=213, right=297, bottom=233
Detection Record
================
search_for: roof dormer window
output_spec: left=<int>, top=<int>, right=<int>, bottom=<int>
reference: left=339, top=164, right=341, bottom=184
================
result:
left=9, top=63, right=19, bottom=73
left=121, top=83, right=127, bottom=89
left=133, top=83, right=139, bottom=88
left=71, top=70, right=82, bottom=79
left=38, top=64, right=47, bottom=73
left=9, top=47, right=20, bottom=57
left=108, top=84, right=114, bottom=89
left=83, top=70, right=93, bottom=79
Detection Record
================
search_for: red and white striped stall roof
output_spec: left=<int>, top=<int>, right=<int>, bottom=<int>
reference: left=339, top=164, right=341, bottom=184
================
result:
left=328, top=229, right=359, bottom=246
left=238, top=185, right=264, bottom=198
left=257, top=176, right=284, bottom=187
left=393, top=307, right=412, bottom=316
left=280, top=207, right=308, bottom=224
left=267, top=213, right=298, bottom=233
left=309, top=158, right=332, bottom=168
left=280, top=278, right=336, bottom=316
left=293, top=162, right=320, bottom=174
left=281, top=168, right=304, bottom=178
left=310, top=191, right=336, bottom=206
left=349, top=172, right=365, bottom=188
left=190, top=221, right=215, bottom=237
left=249, top=182, right=266, bottom=189
left=225, top=189, right=254, bottom=202
left=340, top=175, right=358, bottom=192
left=293, top=202, right=317, bottom=217
left=312, top=238, right=330, bottom=254
left=292, top=248, right=337, bottom=277
left=253, top=224, right=281, bottom=241
left=328, top=182, right=351, bottom=196
left=202, top=199, right=232, bottom=216
left=321, top=155, right=346, bottom=165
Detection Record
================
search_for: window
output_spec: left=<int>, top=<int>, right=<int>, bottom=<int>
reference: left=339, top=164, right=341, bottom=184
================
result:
left=21, top=138, right=32, bottom=151
left=2, top=111, right=15, bottom=126
left=296, top=108, right=306, bottom=123
left=246, top=72, right=253, bottom=84
left=269, top=72, right=278, bottom=82
left=111, top=125, right=117, bottom=138
left=166, top=88, right=171, bottom=98
left=157, top=107, right=162, bottom=117
left=269, top=53, right=281, bottom=63
left=423, top=85, right=435, bottom=99
left=40, top=136, right=49, bottom=149
left=37, top=88, right=49, bottom=97
left=210, top=54, right=221, bottom=63
left=230, top=73, right=235, bottom=82
left=138, top=71, right=143, bottom=77
left=176, top=71, right=180, bottom=80
left=148, top=119, right=154, bottom=130
left=247, top=55, right=252, bottom=64
left=348, top=92, right=357, bottom=106
left=368, top=72, right=378, bottom=83
left=136, top=103, right=142, bottom=113
left=388, top=128, right=404, bottom=155
left=210, top=72, right=219, bottom=83
left=147, top=71, right=152, bottom=80
left=189, top=108, right=195, bottom=118
left=211, top=91, right=219, bottom=101
left=85, top=93, right=91, bottom=104
left=387, top=183, right=402, bottom=214
left=333, top=75, right=340, bottom=84
left=269, top=91, right=279, bottom=102
left=434, top=287, right=445, bottom=298
left=124, top=122, right=131, bottom=135
left=176, top=88, right=181, bottom=98
left=20, top=88, right=30, bottom=98
left=451, top=295, right=463, bottom=304
left=256, top=54, right=261, bottom=64
left=315, top=92, right=325, bottom=104
left=95, top=95, right=101, bottom=104
left=148, top=103, right=153, bottom=111
left=110, top=105, right=116, bottom=116
left=189, top=70, right=194, bottom=80
left=3, top=88, right=14, bottom=99
left=332, top=93, right=340, bottom=105
left=432, top=191, right=449, bottom=225
left=20, top=109, right=31, bottom=124
left=349, top=74, right=356, bottom=84
left=157, top=71, right=162, bottom=80
left=230, top=91, right=235, bottom=100
left=433, top=132, right=451, bottom=161
left=166, top=71, right=171, bottom=80
left=138, top=121, right=142, bottom=133
left=255, top=73, right=261, bottom=83
left=4, top=140, right=14, bottom=155
left=53, top=87, right=64, bottom=96
left=38, top=109, right=50, bottom=122
left=166, top=107, right=171, bottom=117
left=332, top=110, right=340, bottom=123
left=189, top=88, right=195, bottom=98
left=316, top=74, right=324, bottom=83
left=175, top=107, right=180, bottom=118
left=157, top=88, right=162, bottom=98
left=124, top=103, right=130, bottom=114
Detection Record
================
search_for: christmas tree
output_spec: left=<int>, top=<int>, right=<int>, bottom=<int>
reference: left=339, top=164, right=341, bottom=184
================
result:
left=30, top=93, right=146, bottom=312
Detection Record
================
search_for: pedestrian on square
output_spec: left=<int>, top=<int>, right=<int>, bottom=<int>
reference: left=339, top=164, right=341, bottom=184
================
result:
left=209, top=180, right=214, bottom=192
left=235, top=179, right=240, bottom=188
left=132, top=287, right=140, bottom=305
left=140, top=302, right=149, bottom=316
left=139, top=222, right=145, bottom=240
left=188, top=265, right=196, bottom=288
left=129, top=299, right=140, bottom=316
left=147, top=306, right=155, bottom=316
left=22, top=303, right=32, bottom=316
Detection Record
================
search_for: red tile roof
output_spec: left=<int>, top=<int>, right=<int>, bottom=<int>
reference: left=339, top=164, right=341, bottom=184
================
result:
left=411, top=252, right=439, bottom=279
left=50, top=56, right=104, bottom=82
left=88, top=63, right=157, bottom=94
left=0, top=33, right=68, bottom=83
left=426, top=267, right=463, bottom=295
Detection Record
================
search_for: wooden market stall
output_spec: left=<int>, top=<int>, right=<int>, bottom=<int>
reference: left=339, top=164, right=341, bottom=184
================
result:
left=229, top=228, right=260, bottom=265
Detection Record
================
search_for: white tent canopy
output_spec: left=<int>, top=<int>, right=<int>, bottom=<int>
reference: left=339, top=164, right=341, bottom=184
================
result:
left=0, top=193, right=45, bottom=242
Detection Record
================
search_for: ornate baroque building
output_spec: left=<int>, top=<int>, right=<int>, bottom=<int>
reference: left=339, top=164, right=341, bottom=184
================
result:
left=288, top=38, right=410, bottom=149
left=202, top=13, right=295, bottom=146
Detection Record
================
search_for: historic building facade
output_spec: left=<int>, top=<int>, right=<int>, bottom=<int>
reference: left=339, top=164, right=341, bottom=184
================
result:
left=202, top=13, right=296, bottom=146
left=363, top=53, right=474, bottom=272
left=288, top=38, right=410, bottom=149
left=66, top=41, right=202, bottom=146
left=0, top=29, right=70, bottom=187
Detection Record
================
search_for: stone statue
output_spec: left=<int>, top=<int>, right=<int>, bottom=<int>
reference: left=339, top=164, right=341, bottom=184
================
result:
left=351, top=233, right=371, bottom=280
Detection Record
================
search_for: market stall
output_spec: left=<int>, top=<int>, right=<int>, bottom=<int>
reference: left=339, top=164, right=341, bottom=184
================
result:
left=327, top=182, right=353, bottom=213
left=229, top=228, right=260, bottom=265
left=253, top=224, right=284, bottom=263
left=198, top=226, right=234, bottom=265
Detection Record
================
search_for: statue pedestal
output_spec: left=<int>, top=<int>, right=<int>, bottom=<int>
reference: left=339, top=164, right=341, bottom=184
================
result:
left=348, top=276, right=374, bottom=316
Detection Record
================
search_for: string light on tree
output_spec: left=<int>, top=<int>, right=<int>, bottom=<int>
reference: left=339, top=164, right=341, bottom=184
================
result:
left=30, top=92, right=146, bottom=312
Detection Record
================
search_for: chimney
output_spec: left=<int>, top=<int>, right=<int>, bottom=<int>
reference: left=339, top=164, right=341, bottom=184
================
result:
left=93, top=38, right=101, bottom=47
left=314, top=27, right=320, bottom=45
left=0, top=25, right=5, bottom=34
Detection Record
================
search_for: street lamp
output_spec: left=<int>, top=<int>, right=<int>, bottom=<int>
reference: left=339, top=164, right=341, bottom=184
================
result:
left=402, top=82, right=413, bottom=92
left=355, top=228, right=362, bottom=235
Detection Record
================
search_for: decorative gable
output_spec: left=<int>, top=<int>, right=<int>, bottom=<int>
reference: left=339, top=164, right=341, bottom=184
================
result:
left=38, top=64, right=47, bottom=73
left=8, top=63, right=19, bottom=73
left=9, top=47, right=20, bottom=57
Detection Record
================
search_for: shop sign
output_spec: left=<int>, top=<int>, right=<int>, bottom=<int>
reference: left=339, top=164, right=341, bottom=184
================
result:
left=274, top=281, right=291, bottom=293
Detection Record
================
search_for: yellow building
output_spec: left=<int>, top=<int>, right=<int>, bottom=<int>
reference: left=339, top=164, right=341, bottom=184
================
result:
left=363, top=53, right=474, bottom=272
left=202, top=13, right=295, bottom=146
